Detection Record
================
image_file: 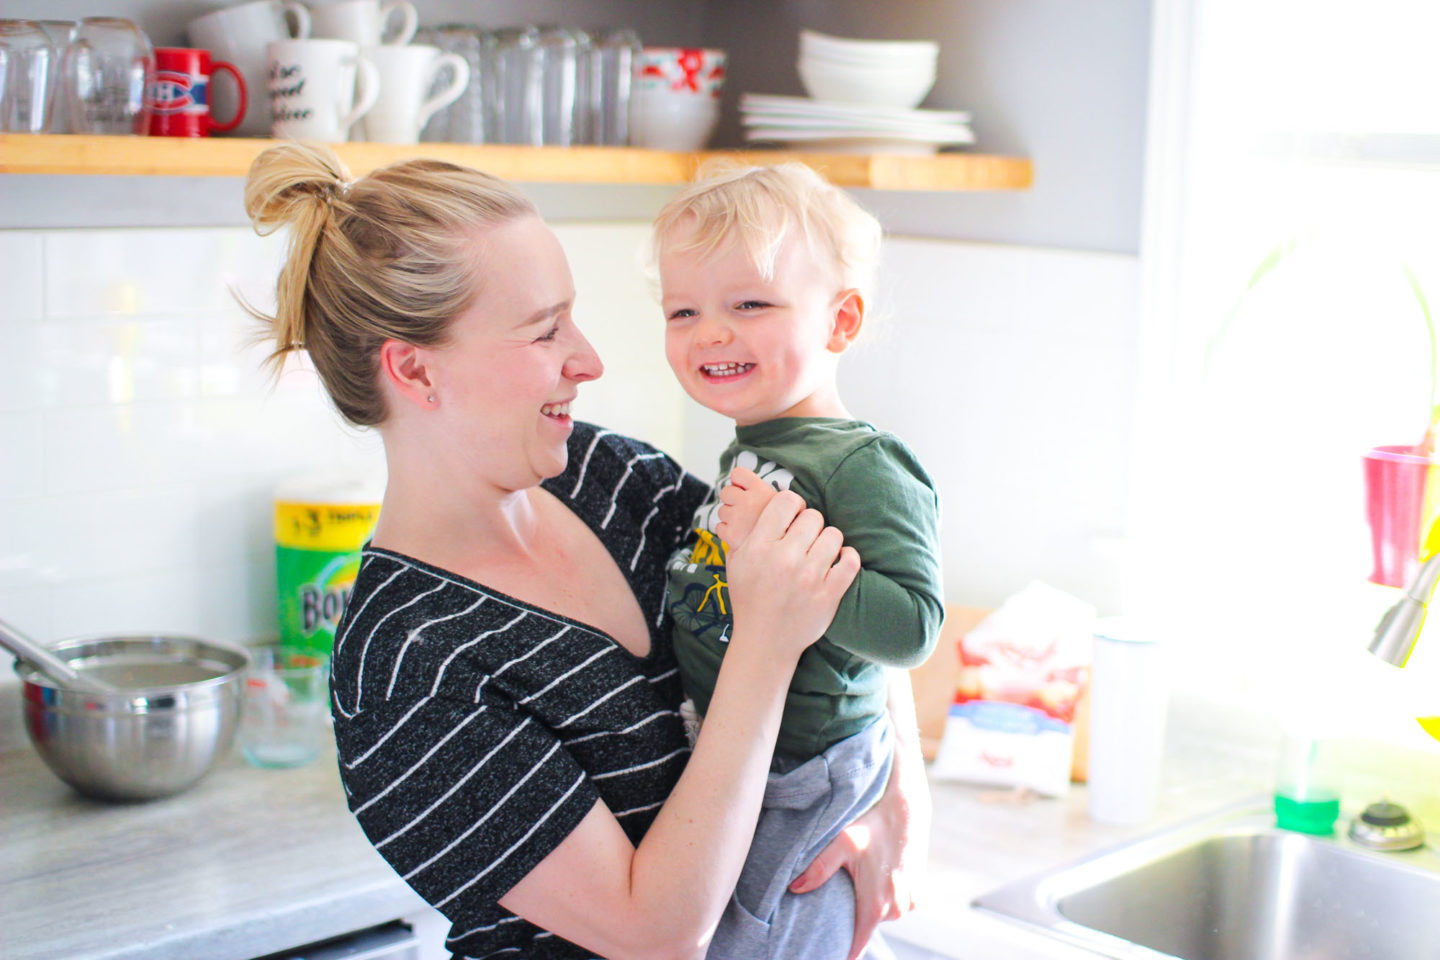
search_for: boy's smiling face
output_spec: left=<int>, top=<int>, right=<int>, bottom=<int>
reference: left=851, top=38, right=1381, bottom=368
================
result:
left=659, top=222, right=861, bottom=426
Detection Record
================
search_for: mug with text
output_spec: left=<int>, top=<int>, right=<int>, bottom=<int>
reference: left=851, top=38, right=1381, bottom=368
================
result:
left=267, top=38, right=378, bottom=141
left=147, top=47, right=247, bottom=136
left=360, top=43, right=469, bottom=144
left=187, top=0, right=310, bottom=137
left=309, top=0, right=418, bottom=47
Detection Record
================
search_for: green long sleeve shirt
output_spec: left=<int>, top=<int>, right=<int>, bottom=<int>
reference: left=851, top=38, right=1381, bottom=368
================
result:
left=666, top=417, right=944, bottom=761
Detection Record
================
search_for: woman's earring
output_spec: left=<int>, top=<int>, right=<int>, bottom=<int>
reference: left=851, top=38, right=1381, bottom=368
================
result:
left=426, top=394, right=435, bottom=404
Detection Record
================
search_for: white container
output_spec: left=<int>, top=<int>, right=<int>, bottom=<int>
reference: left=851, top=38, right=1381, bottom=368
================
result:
left=1086, top=618, right=1168, bottom=825
left=797, top=55, right=936, bottom=109
left=628, top=95, right=720, bottom=150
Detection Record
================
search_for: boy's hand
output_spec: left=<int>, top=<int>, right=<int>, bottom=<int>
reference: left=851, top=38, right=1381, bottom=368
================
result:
left=715, top=466, right=779, bottom=547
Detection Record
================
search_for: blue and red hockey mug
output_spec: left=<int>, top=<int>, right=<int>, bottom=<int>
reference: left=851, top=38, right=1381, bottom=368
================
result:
left=147, top=47, right=248, bottom=136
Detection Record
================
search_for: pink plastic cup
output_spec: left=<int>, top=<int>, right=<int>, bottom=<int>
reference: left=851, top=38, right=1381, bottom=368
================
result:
left=1363, top=444, right=1436, bottom=588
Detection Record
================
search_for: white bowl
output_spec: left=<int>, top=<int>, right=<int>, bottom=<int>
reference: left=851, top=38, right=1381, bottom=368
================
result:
left=797, top=56, right=936, bottom=108
left=800, top=47, right=937, bottom=71
left=799, top=29, right=939, bottom=63
left=629, top=98, right=721, bottom=150
left=633, top=47, right=727, bottom=98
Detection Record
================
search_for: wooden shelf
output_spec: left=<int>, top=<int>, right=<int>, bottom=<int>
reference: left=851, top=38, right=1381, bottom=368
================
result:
left=0, top=134, right=1032, bottom=192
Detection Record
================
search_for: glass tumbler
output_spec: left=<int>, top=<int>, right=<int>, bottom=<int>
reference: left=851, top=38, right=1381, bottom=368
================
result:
left=63, top=16, right=154, bottom=135
left=239, top=646, right=331, bottom=769
left=490, top=25, right=539, bottom=144
left=36, top=20, right=77, bottom=132
left=588, top=27, right=640, bottom=145
left=533, top=26, right=583, bottom=146
left=417, top=23, right=492, bottom=143
left=0, top=20, right=58, bottom=133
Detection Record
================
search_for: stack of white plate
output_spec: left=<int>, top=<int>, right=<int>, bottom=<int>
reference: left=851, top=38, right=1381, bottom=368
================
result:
left=739, top=93, right=974, bottom=155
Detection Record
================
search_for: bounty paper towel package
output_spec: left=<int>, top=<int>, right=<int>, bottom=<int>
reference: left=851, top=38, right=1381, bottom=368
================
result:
left=931, top=581, right=1094, bottom=796
left=274, top=473, right=383, bottom=657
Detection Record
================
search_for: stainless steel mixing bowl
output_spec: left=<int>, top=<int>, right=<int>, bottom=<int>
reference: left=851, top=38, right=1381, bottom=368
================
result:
left=15, top=634, right=251, bottom=801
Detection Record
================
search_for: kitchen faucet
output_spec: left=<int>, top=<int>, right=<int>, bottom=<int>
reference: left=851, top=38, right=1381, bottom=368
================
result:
left=1369, top=550, right=1440, bottom=668
left=1368, top=515, right=1440, bottom=743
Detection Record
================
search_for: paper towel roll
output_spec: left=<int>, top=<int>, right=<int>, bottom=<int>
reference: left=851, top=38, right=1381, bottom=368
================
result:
left=274, top=472, right=384, bottom=655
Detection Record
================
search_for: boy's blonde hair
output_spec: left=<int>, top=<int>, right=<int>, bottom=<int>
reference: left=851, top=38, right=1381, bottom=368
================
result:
left=242, top=141, right=537, bottom=426
left=650, top=160, right=883, bottom=304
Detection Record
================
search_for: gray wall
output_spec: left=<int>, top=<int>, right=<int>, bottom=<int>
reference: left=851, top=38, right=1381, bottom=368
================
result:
left=0, top=0, right=1152, bottom=252
left=701, top=0, right=1153, bottom=253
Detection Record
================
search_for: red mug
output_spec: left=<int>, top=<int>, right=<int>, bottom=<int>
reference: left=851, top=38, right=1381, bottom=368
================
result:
left=146, top=47, right=248, bottom=137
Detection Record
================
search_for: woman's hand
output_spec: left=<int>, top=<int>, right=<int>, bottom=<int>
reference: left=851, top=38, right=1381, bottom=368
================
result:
left=724, top=488, right=859, bottom=662
left=788, top=670, right=932, bottom=960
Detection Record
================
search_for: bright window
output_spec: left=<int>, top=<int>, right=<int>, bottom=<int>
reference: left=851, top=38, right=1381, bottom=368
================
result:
left=1134, top=0, right=1440, bottom=745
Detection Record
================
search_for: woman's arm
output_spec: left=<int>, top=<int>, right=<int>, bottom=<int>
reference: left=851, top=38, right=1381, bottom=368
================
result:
left=788, top=667, right=933, bottom=960
left=498, top=492, right=860, bottom=960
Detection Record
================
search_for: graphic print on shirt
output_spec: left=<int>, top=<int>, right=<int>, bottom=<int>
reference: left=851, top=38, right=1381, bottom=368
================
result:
left=667, top=449, right=795, bottom=643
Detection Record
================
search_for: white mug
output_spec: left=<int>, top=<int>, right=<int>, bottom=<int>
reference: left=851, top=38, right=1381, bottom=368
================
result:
left=309, top=0, right=418, bottom=47
left=360, top=44, right=469, bottom=144
left=267, top=38, right=378, bottom=141
left=187, top=0, right=311, bottom=137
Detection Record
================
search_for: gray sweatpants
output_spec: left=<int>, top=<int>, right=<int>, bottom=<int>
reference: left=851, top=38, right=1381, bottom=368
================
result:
left=706, top=715, right=895, bottom=960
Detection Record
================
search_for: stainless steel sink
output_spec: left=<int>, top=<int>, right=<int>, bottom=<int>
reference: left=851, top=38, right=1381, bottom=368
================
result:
left=973, top=799, right=1440, bottom=959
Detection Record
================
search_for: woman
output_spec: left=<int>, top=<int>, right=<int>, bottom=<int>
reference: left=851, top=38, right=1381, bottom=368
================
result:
left=243, top=142, right=929, bottom=960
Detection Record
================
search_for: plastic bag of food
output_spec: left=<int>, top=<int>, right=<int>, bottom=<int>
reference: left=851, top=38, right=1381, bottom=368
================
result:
left=930, top=581, right=1094, bottom=796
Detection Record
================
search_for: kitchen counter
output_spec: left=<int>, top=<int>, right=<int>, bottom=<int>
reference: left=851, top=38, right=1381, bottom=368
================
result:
left=0, top=693, right=1277, bottom=960
left=0, top=733, right=427, bottom=960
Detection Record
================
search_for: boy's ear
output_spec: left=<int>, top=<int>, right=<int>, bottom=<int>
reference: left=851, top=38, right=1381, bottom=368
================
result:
left=379, top=338, right=437, bottom=409
left=826, top=289, right=865, bottom=353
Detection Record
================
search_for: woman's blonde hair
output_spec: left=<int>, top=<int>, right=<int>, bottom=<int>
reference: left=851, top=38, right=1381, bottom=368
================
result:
left=650, top=160, right=883, bottom=302
left=242, top=142, right=537, bottom=426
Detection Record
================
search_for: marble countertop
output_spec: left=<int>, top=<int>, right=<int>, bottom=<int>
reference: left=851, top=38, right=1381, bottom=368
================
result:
left=0, top=733, right=427, bottom=960
left=0, top=694, right=1278, bottom=960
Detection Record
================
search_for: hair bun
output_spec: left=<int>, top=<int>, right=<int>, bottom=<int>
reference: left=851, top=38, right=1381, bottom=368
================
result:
left=244, top=141, right=354, bottom=236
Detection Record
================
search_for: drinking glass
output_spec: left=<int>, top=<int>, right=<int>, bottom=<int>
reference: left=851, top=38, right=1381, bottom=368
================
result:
left=589, top=27, right=640, bottom=145
left=63, top=17, right=154, bottom=135
left=536, top=26, right=582, bottom=146
left=36, top=20, right=77, bottom=132
left=0, top=20, right=57, bottom=133
left=490, top=25, right=538, bottom=144
left=417, top=23, right=493, bottom=143
left=239, top=646, right=330, bottom=769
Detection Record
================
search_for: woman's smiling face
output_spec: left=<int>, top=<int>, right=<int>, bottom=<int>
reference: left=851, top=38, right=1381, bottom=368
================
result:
left=429, top=215, right=603, bottom=488
left=659, top=224, right=847, bottom=426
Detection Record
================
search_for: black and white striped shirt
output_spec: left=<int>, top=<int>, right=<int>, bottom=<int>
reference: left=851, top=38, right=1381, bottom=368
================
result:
left=332, top=424, right=708, bottom=960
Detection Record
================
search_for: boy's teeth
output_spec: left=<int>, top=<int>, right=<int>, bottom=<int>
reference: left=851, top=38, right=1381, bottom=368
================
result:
left=702, top=362, right=755, bottom=377
left=541, top=401, right=571, bottom=417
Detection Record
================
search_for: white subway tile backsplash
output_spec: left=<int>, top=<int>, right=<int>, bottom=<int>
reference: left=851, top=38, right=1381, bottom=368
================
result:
left=44, top=403, right=205, bottom=495
left=877, top=239, right=1020, bottom=334
left=0, top=232, right=44, bottom=322
left=194, top=479, right=284, bottom=571
left=43, top=228, right=280, bottom=319
left=44, top=318, right=201, bottom=407
left=49, top=566, right=210, bottom=639
left=0, top=495, right=49, bottom=589
left=0, top=412, right=43, bottom=499
left=190, top=393, right=386, bottom=485
left=0, top=486, right=204, bottom=588
left=54, top=485, right=202, bottom=581
left=0, top=583, right=53, bottom=642
left=0, top=322, right=43, bottom=413
left=198, top=559, right=283, bottom=644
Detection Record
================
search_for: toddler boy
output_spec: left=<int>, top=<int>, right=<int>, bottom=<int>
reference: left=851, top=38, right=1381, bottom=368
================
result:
left=653, top=162, right=944, bottom=959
